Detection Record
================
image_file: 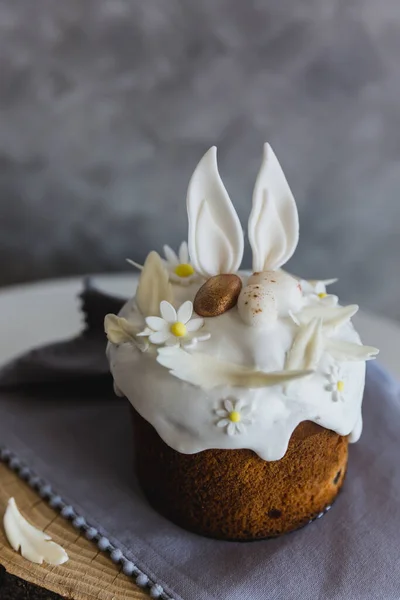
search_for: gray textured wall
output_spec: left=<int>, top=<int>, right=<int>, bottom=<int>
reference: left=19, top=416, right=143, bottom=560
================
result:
left=1, top=0, right=400, bottom=318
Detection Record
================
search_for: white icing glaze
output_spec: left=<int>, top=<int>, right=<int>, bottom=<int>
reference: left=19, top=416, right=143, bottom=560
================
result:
left=187, top=147, right=244, bottom=278
left=349, top=414, right=363, bottom=443
left=108, top=280, right=368, bottom=461
left=248, top=143, right=299, bottom=272
left=4, top=498, right=69, bottom=565
left=107, top=143, right=378, bottom=462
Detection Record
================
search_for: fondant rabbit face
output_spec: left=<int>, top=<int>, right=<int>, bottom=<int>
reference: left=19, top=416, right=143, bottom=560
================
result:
left=187, top=144, right=302, bottom=327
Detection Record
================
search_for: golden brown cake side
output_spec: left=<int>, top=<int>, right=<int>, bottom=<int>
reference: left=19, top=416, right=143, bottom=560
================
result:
left=132, top=409, right=348, bottom=541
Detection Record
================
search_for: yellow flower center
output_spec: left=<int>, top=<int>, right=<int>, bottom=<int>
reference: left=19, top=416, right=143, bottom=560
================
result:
left=229, top=411, right=241, bottom=423
left=174, top=263, right=194, bottom=278
left=170, top=322, right=187, bottom=337
left=318, top=292, right=328, bottom=299
left=337, top=380, right=345, bottom=392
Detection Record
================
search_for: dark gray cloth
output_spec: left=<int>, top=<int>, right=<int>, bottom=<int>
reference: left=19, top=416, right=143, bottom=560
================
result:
left=0, top=287, right=399, bottom=599
left=0, top=282, right=124, bottom=388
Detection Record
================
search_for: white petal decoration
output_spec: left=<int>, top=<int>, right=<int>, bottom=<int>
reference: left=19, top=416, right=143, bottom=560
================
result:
left=179, top=241, right=190, bottom=263
left=163, top=245, right=179, bottom=266
left=297, top=305, right=359, bottom=332
left=4, top=498, right=69, bottom=566
left=104, top=314, right=137, bottom=344
left=187, top=147, right=244, bottom=277
left=149, top=330, right=170, bottom=344
left=160, top=300, right=177, bottom=323
left=308, top=278, right=338, bottom=290
left=186, top=318, right=204, bottom=332
left=215, top=409, right=228, bottom=417
left=177, top=300, right=193, bottom=324
left=224, top=398, right=234, bottom=412
left=286, top=318, right=323, bottom=372
left=157, top=347, right=312, bottom=390
left=248, top=143, right=299, bottom=272
left=145, top=316, right=167, bottom=331
left=227, top=422, right=236, bottom=436
left=136, top=252, right=173, bottom=317
left=325, top=338, right=379, bottom=362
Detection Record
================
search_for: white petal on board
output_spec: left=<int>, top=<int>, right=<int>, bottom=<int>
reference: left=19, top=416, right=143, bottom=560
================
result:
left=156, top=347, right=312, bottom=390
left=187, top=147, right=244, bottom=277
left=248, top=143, right=299, bottom=272
left=136, top=252, right=173, bottom=317
left=104, top=314, right=138, bottom=345
left=325, top=338, right=379, bottom=362
left=285, top=318, right=323, bottom=371
left=297, top=305, right=359, bottom=332
left=4, top=498, right=69, bottom=566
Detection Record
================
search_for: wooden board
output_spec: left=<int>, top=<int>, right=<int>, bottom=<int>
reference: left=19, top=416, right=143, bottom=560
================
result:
left=0, top=463, right=148, bottom=599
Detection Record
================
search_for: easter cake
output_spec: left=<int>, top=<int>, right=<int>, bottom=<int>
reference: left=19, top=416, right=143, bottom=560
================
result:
left=105, top=144, right=378, bottom=540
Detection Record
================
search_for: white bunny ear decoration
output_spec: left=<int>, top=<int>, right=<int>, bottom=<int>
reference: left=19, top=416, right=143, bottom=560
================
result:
left=187, top=147, right=244, bottom=278
left=249, top=143, right=299, bottom=272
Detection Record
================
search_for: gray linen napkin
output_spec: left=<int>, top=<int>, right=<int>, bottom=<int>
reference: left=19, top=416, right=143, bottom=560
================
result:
left=0, top=283, right=399, bottom=600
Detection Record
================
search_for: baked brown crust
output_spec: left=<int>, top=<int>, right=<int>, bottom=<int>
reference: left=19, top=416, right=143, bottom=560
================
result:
left=132, top=408, right=348, bottom=540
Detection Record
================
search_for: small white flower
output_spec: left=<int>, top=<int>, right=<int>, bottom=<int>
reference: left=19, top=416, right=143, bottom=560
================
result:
left=300, top=279, right=338, bottom=307
left=325, top=365, right=346, bottom=402
left=137, top=300, right=210, bottom=348
left=215, top=398, right=253, bottom=436
left=163, top=242, right=198, bottom=286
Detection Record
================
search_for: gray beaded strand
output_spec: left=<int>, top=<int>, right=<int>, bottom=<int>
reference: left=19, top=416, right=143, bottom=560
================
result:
left=0, top=445, right=174, bottom=599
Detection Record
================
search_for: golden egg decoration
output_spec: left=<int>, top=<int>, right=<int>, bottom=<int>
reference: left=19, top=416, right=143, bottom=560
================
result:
left=194, top=274, right=242, bottom=317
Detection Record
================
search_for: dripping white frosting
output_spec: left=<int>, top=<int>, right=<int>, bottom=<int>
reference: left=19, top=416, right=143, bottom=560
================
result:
left=108, top=277, right=367, bottom=462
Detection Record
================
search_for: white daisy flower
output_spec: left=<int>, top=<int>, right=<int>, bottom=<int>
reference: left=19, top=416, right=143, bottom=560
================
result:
left=325, top=365, right=346, bottom=402
left=163, top=242, right=198, bottom=286
left=137, top=300, right=210, bottom=348
left=215, top=399, right=253, bottom=436
left=300, top=278, right=338, bottom=307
